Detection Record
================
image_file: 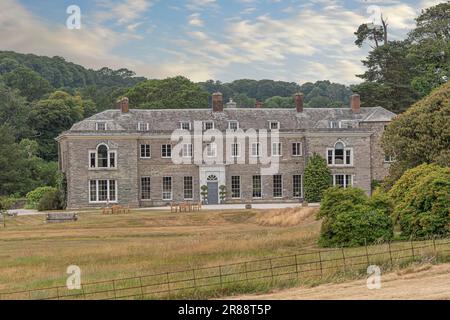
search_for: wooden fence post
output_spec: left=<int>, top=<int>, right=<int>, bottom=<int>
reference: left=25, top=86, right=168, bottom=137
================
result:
left=318, top=251, right=323, bottom=278
left=433, top=237, right=437, bottom=256
left=341, top=248, right=346, bottom=272
left=365, top=241, right=370, bottom=265
left=269, top=259, right=274, bottom=283
left=294, top=255, right=299, bottom=280
left=112, top=280, right=117, bottom=300
left=411, top=240, right=415, bottom=260
left=388, top=241, right=393, bottom=266
left=139, top=277, right=144, bottom=298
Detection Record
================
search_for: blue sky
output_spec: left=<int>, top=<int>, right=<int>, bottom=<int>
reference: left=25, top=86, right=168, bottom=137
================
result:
left=0, top=0, right=444, bottom=84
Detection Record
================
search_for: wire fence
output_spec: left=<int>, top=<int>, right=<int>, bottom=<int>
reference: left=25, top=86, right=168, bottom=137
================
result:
left=1, top=237, right=449, bottom=300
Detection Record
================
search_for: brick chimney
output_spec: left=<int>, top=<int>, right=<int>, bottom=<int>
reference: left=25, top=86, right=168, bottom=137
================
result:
left=294, top=93, right=304, bottom=113
left=212, top=92, right=223, bottom=112
left=118, top=97, right=129, bottom=113
left=255, top=101, right=263, bottom=108
left=350, top=94, right=360, bottom=113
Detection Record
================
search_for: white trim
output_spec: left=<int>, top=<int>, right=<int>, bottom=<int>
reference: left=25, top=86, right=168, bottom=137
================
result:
left=88, top=144, right=117, bottom=169
left=271, top=142, right=282, bottom=157
left=140, top=176, right=151, bottom=200
left=292, top=142, right=303, bottom=157
left=251, top=142, right=260, bottom=157
left=162, top=176, right=173, bottom=200
left=203, top=121, right=214, bottom=130
left=227, top=120, right=239, bottom=130
left=231, top=143, right=241, bottom=158
left=161, top=144, right=172, bottom=158
left=332, top=174, right=354, bottom=188
left=95, top=122, right=107, bottom=131
left=182, top=143, right=193, bottom=158
left=293, top=174, right=302, bottom=198
left=183, top=176, right=194, bottom=200
left=180, top=121, right=191, bottom=130
left=268, top=121, right=280, bottom=130
left=252, top=175, right=262, bottom=199
left=273, top=174, right=283, bottom=198
left=231, top=175, right=241, bottom=199
left=206, top=143, right=217, bottom=158
left=138, top=122, right=150, bottom=131
left=140, top=144, right=151, bottom=159
left=326, top=146, right=353, bottom=167
left=88, top=179, right=118, bottom=203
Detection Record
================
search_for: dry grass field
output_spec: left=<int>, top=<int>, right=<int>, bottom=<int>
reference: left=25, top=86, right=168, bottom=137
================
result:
left=0, top=207, right=321, bottom=293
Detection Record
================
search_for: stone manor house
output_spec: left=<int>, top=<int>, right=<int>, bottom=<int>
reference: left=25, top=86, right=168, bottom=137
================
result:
left=57, top=93, right=396, bottom=209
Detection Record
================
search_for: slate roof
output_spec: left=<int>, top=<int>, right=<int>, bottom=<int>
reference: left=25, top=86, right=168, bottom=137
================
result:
left=64, top=107, right=396, bottom=135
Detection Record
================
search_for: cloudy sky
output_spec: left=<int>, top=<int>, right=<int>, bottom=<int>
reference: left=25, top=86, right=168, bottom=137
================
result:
left=0, top=0, right=445, bottom=84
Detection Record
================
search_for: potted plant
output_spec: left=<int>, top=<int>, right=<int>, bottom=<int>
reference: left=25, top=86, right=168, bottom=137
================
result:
left=200, top=185, right=208, bottom=204
left=219, top=185, right=226, bottom=204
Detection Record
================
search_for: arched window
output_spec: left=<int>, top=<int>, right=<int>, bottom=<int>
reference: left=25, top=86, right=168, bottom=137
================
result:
left=89, top=144, right=117, bottom=169
left=207, top=175, right=218, bottom=182
left=327, top=141, right=352, bottom=166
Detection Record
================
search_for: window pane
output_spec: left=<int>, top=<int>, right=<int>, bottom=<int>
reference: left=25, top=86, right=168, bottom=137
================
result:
left=345, top=149, right=351, bottom=165
left=231, top=176, right=240, bottom=198
left=334, top=149, right=344, bottom=164
left=90, top=152, right=96, bottom=168
left=184, top=176, right=193, bottom=199
left=98, top=180, right=108, bottom=201
left=231, top=143, right=239, bottom=157
left=162, top=145, right=172, bottom=158
left=345, top=175, right=352, bottom=187
left=327, top=150, right=333, bottom=165
left=273, top=175, right=282, bottom=197
left=97, top=145, right=108, bottom=167
left=252, top=143, right=260, bottom=156
left=293, top=175, right=301, bottom=198
left=90, top=180, right=97, bottom=202
left=292, top=143, right=301, bottom=156
left=109, top=180, right=116, bottom=201
left=109, top=152, right=116, bottom=168
left=162, top=177, right=172, bottom=200
left=334, top=175, right=344, bottom=187
left=141, top=177, right=151, bottom=200
left=252, top=175, right=261, bottom=198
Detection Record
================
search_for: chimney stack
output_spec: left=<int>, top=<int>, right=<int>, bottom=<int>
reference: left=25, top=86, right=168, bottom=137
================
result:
left=294, top=93, right=304, bottom=113
left=118, top=97, right=129, bottom=113
left=350, top=94, right=360, bottom=113
left=212, top=92, right=223, bottom=112
left=255, top=101, right=263, bottom=108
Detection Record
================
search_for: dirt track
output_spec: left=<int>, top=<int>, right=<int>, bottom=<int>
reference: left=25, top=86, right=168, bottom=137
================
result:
left=230, top=263, right=450, bottom=300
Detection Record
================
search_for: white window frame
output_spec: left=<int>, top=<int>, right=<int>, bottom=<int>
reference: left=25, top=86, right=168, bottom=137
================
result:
left=272, top=142, right=282, bottom=157
left=161, top=144, right=172, bottom=158
left=183, top=176, right=194, bottom=200
left=326, top=142, right=353, bottom=166
left=251, top=142, right=260, bottom=157
left=292, top=142, right=302, bottom=157
left=141, top=177, right=151, bottom=200
left=203, top=121, right=214, bottom=130
left=88, top=179, right=118, bottom=203
left=333, top=174, right=353, bottom=188
left=138, top=122, right=150, bottom=131
left=228, top=121, right=239, bottom=130
left=273, top=174, right=283, bottom=198
left=231, top=143, right=241, bottom=158
left=140, top=144, right=151, bottom=159
left=96, top=122, right=107, bottom=131
left=329, top=121, right=341, bottom=129
left=269, top=121, right=280, bottom=130
left=252, top=175, right=262, bottom=199
left=182, top=143, right=193, bottom=158
left=231, top=176, right=241, bottom=199
left=384, top=154, right=396, bottom=163
left=162, top=176, right=173, bottom=200
left=293, top=174, right=303, bottom=198
left=89, top=144, right=117, bottom=169
left=180, top=121, right=191, bottom=130
left=206, top=143, right=217, bottom=158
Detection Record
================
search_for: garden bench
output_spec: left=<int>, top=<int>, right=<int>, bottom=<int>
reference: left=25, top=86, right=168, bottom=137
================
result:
left=46, top=212, right=78, bottom=223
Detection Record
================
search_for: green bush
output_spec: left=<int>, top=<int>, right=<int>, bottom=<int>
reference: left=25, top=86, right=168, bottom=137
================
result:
left=37, top=190, right=62, bottom=211
left=391, top=165, right=450, bottom=238
left=26, top=186, right=57, bottom=209
left=318, top=187, right=393, bottom=247
left=304, top=154, right=332, bottom=202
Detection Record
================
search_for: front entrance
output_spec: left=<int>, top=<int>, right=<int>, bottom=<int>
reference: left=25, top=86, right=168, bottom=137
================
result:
left=207, top=182, right=219, bottom=204
left=206, top=174, right=219, bottom=204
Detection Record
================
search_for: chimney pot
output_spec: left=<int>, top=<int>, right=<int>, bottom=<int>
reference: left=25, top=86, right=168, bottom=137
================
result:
left=350, top=94, right=361, bottom=113
left=294, top=93, right=304, bottom=113
left=118, top=97, right=129, bottom=113
left=212, top=92, right=223, bottom=112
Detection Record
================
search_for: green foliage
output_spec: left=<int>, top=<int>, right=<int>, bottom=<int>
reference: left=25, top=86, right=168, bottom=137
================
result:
left=318, top=187, right=394, bottom=247
left=29, top=91, right=86, bottom=160
left=304, top=154, right=332, bottom=202
left=0, top=80, right=31, bottom=140
left=2, top=66, right=52, bottom=101
left=26, top=186, right=58, bottom=209
left=381, top=82, right=450, bottom=186
left=264, top=96, right=293, bottom=108
left=37, top=189, right=63, bottom=211
left=200, top=185, right=208, bottom=203
left=127, top=76, right=209, bottom=109
left=389, top=164, right=450, bottom=238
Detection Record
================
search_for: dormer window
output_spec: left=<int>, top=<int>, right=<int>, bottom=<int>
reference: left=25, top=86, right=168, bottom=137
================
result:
left=329, top=121, right=340, bottom=129
left=180, top=121, right=191, bottom=130
left=203, top=121, right=214, bottom=130
left=327, top=141, right=353, bottom=166
left=96, top=122, right=107, bottom=131
left=269, top=121, right=280, bottom=130
left=138, top=122, right=149, bottom=131
left=228, top=121, right=239, bottom=130
left=89, top=144, right=116, bottom=169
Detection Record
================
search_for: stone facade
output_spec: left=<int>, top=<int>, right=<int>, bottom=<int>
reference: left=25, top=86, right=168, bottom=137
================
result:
left=57, top=94, right=396, bottom=209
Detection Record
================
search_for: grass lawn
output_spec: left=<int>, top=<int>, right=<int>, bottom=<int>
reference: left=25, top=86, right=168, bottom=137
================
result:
left=0, top=208, right=321, bottom=293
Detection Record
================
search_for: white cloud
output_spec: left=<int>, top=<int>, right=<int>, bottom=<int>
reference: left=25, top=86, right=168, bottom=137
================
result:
left=95, top=0, right=155, bottom=30
left=188, top=13, right=204, bottom=27
left=186, top=0, right=219, bottom=11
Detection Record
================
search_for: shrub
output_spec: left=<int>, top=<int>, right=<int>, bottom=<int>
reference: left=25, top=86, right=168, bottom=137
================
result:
left=318, top=187, right=393, bottom=247
left=37, top=190, right=62, bottom=211
left=391, top=165, right=450, bottom=238
left=26, top=186, right=57, bottom=209
left=304, top=154, right=331, bottom=202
